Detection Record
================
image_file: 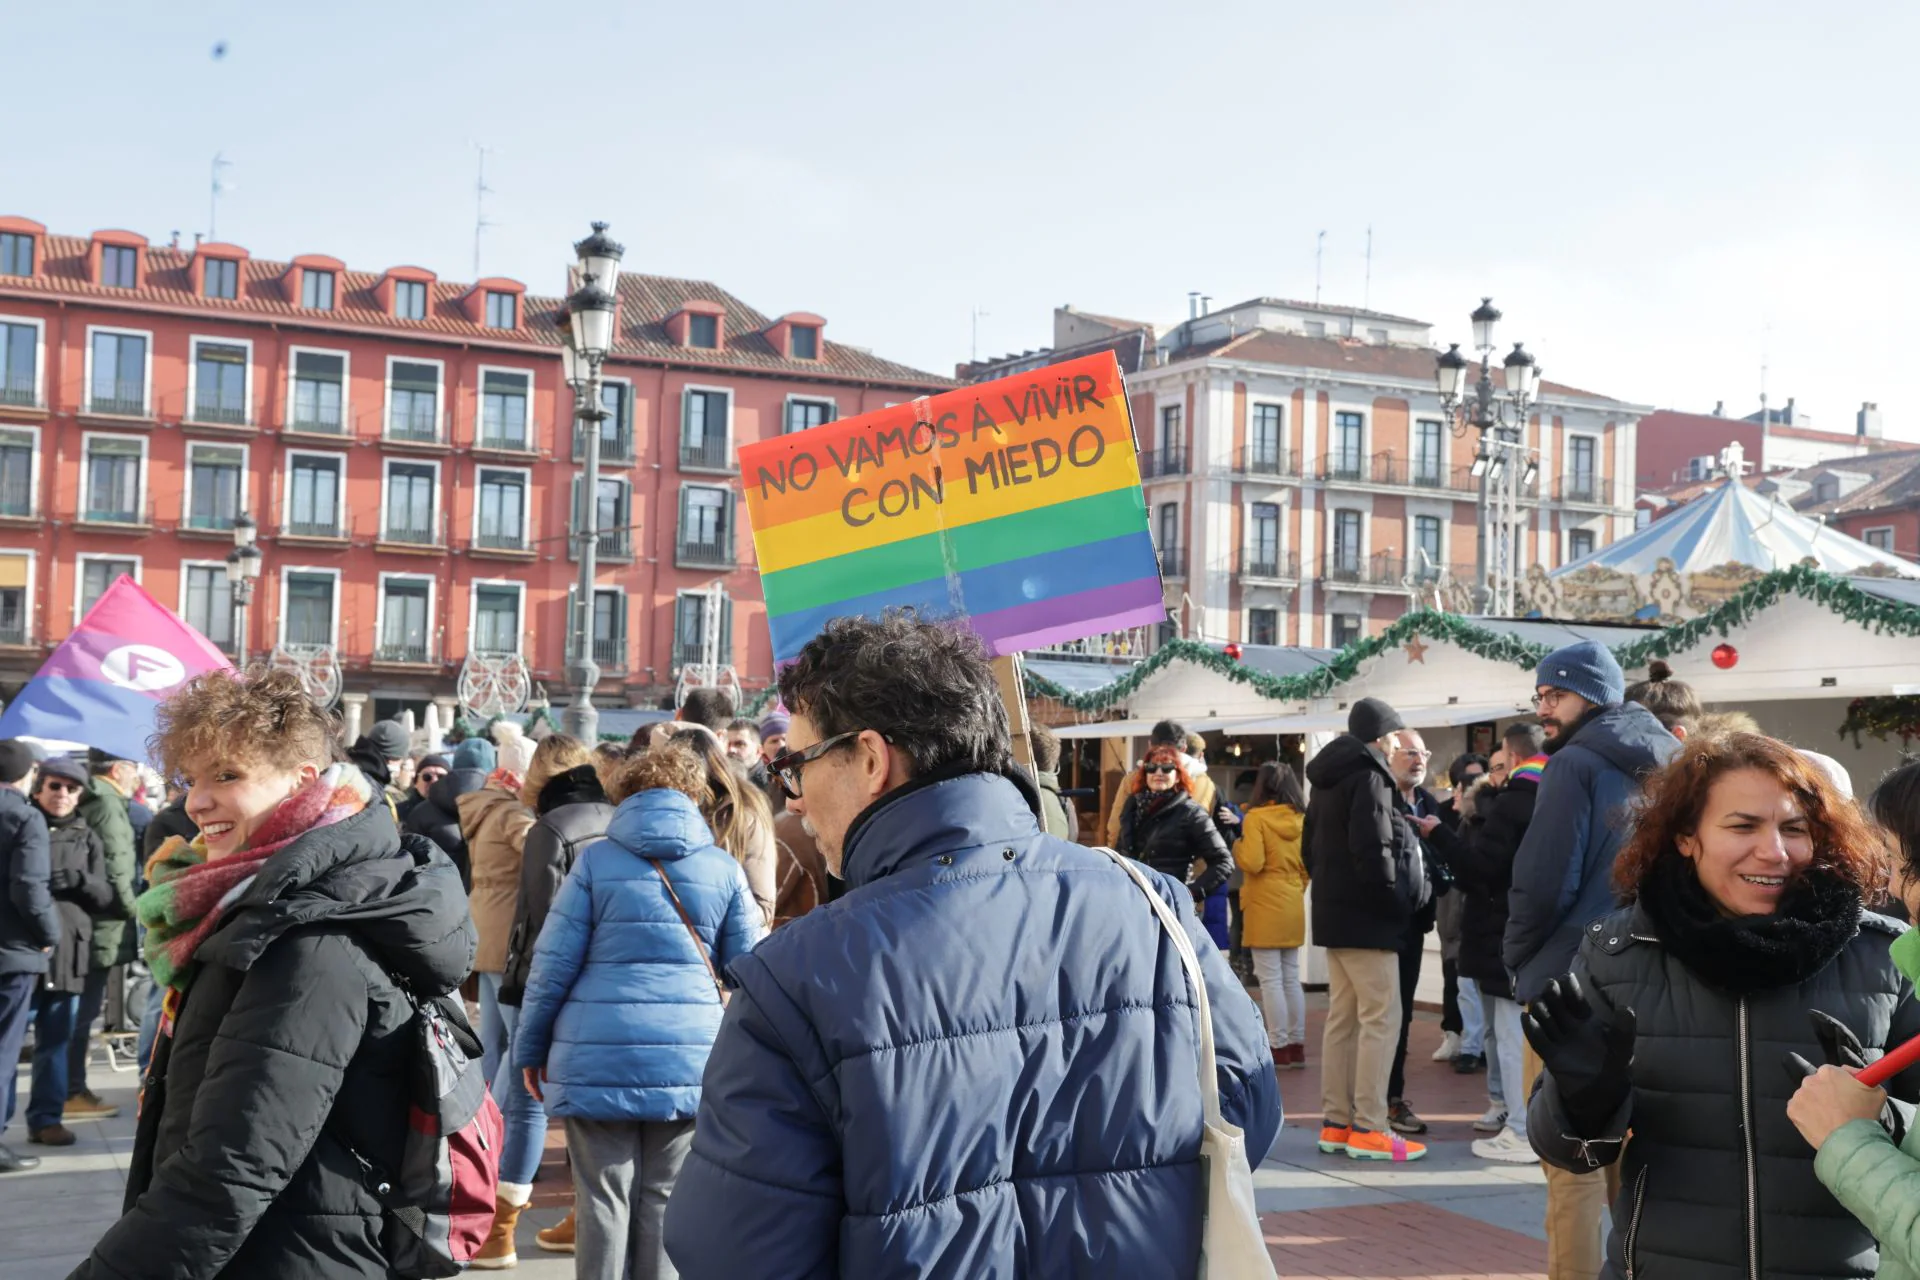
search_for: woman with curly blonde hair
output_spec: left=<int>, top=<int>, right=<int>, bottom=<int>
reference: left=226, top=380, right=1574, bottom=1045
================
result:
left=71, top=670, right=474, bottom=1280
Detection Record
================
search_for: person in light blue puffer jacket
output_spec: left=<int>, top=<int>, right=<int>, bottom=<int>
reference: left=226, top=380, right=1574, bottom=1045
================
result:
left=516, top=743, right=764, bottom=1280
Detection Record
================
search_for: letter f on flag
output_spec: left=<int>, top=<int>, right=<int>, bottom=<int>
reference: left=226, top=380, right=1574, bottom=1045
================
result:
left=0, top=575, right=232, bottom=763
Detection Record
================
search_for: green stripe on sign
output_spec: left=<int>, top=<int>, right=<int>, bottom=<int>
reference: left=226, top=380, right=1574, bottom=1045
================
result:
left=761, top=483, right=1149, bottom=617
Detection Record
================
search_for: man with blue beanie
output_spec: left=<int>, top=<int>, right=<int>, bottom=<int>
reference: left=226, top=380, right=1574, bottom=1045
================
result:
left=1503, top=638, right=1676, bottom=1279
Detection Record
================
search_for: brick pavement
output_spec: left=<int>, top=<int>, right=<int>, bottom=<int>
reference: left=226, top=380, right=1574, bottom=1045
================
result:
left=1263, top=1202, right=1547, bottom=1279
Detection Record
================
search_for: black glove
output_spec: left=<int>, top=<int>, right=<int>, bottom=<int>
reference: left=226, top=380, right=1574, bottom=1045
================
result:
left=47, top=867, right=79, bottom=893
left=1523, top=972, right=1637, bottom=1134
left=1786, top=1010, right=1905, bottom=1143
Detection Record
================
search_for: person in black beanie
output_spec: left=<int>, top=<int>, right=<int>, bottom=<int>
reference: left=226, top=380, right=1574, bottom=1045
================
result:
left=0, top=739, right=55, bottom=1172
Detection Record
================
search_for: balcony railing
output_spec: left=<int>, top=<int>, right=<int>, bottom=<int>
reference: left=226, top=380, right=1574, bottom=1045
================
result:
left=282, top=516, right=344, bottom=539
left=679, top=433, right=734, bottom=471
left=79, top=498, right=150, bottom=526
left=374, top=641, right=431, bottom=664
left=287, top=406, right=345, bottom=434
left=1157, top=542, right=1185, bottom=577
left=1557, top=474, right=1612, bottom=505
left=1, top=379, right=39, bottom=408
left=575, top=423, right=634, bottom=464
left=569, top=635, right=629, bottom=668
left=572, top=526, right=632, bottom=559
left=386, top=410, right=440, bottom=444
left=1316, top=451, right=1476, bottom=494
left=474, top=529, right=527, bottom=552
left=189, top=397, right=249, bottom=426
left=1139, top=447, right=1189, bottom=480
left=1319, top=552, right=1411, bottom=589
left=87, top=384, right=147, bottom=417
left=676, top=536, right=734, bottom=568
left=1241, top=549, right=1301, bottom=580
left=0, top=619, right=24, bottom=646
left=477, top=424, right=531, bottom=452
left=381, top=518, right=441, bottom=546
left=1240, top=446, right=1301, bottom=478
left=671, top=639, right=725, bottom=671
left=183, top=510, right=238, bottom=532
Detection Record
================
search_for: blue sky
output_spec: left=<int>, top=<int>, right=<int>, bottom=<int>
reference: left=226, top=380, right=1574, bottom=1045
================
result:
left=7, top=1, right=1920, bottom=438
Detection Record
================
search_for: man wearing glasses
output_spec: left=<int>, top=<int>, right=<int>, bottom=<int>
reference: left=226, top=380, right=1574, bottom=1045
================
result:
left=1503, top=639, right=1678, bottom=1279
left=664, top=611, right=1279, bottom=1278
left=0, top=739, right=56, bottom=1173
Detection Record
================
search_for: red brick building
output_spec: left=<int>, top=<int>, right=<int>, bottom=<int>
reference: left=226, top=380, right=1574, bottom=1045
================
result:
left=0, top=216, right=947, bottom=727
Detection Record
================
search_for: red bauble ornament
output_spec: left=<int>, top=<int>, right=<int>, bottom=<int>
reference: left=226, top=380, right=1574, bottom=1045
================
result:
left=1711, top=643, right=1739, bottom=670
left=1223, top=642, right=1243, bottom=661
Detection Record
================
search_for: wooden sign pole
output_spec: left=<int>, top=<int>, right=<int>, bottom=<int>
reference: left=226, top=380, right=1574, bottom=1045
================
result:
left=994, top=653, right=1036, bottom=777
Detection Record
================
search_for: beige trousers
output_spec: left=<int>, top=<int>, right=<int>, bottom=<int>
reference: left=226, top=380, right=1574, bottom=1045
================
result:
left=1523, top=1039, right=1624, bottom=1280
left=1320, top=947, right=1400, bottom=1134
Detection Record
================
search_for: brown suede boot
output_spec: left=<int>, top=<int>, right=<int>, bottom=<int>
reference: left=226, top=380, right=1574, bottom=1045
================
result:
left=470, top=1198, right=522, bottom=1270
left=535, top=1209, right=576, bottom=1254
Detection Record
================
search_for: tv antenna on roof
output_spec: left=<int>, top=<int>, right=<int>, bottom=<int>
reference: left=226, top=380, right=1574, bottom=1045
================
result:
left=1314, top=230, right=1326, bottom=305
left=472, top=142, right=499, bottom=277
left=209, top=153, right=233, bottom=241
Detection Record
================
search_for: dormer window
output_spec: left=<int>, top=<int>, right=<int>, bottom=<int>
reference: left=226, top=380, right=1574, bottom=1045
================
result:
left=204, top=258, right=238, bottom=300
left=0, top=233, right=31, bottom=278
left=790, top=325, right=818, bottom=360
left=689, top=314, right=719, bottom=349
left=395, top=280, right=427, bottom=320
left=485, top=291, right=517, bottom=329
left=665, top=300, right=726, bottom=351
left=102, top=245, right=137, bottom=289
left=302, top=270, right=335, bottom=310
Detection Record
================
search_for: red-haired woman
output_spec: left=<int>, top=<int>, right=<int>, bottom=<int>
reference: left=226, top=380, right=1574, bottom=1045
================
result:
left=1524, top=731, right=1920, bottom=1279
left=1116, top=744, right=1231, bottom=911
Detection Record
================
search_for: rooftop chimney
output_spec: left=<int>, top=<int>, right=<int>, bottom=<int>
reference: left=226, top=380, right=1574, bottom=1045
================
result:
left=1713, top=400, right=1724, bottom=417
left=169, top=230, right=180, bottom=249
left=1785, top=396, right=1797, bottom=423
left=1859, top=401, right=1884, bottom=439
left=1188, top=291, right=1200, bottom=320
left=1200, top=295, right=1212, bottom=315
left=192, top=232, right=203, bottom=248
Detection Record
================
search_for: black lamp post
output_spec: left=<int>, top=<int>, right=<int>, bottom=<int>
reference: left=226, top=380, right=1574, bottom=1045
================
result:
left=1435, top=299, right=1540, bottom=613
left=224, top=512, right=262, bottom=667
left=559, top=222, right=624, bottom=744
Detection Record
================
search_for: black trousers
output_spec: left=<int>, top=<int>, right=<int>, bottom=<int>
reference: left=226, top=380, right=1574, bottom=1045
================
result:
left=1386, top=928, right=1426, bottom=1102
left=0, top=970, right=38, bottom=1131
left=1440, top=956, right=1463, bottom=1034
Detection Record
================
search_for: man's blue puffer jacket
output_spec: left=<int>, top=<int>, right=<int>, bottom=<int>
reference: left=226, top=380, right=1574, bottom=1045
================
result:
left=514, top=788, right=765, bottom=1121
left=663, top=768, right=1282, bottom=1279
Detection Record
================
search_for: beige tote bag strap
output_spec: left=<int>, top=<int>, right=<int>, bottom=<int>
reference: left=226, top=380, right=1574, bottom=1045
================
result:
left=651, top=860, right=727, bottom=1004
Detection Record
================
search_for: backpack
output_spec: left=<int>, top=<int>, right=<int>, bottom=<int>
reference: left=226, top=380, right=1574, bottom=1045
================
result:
left=339, top=981, right=503, bottom=1278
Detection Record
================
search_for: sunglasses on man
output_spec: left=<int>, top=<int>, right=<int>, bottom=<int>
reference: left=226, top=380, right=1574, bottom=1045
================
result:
left=417, top=768, right=447, bottom=785
left=39, top=778, right=83, bottom=795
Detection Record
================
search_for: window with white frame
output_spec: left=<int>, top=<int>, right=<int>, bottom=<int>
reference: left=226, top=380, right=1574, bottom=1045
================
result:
left=1413, top=514, right=1443, bottom=579
left=681, top=389, right=730, bottom=468
left=571, top=587, right=627, bottom=666
left=287, top=454, right=343, bottom=537
left=394, top=280, right=427, bottom=321
left=1568, top=436, right=1598, bottom=501
left=572, top=476, right=631, bottom=557
left=83, top=436, right=143, bottom=523
left=379, top=578, right=432, bottom=663
left=678, top=485, right=731, bottom=566
left=1568, top=528, right=1596, bottom=561
left=79, top=557, right=136, bottom=619
left=384, top=462, right=438, bottom=544
left=1, top=320, right=37, bottom=406
left=387, top=361, right=440, bottom=441
left=1248, top=608, right=1278, bottom=647
left=1332, top=614, right=1362, bottom=648
left=0, top=428, right=32, bottom=516
left=1412, top=419, right=1445, bottom=486
left=583, top=380, right=632, bottom=461
left=1247, top=503, right=1281, bottom=575
left=1156, top=502, right=1182, bottom=575
left=191, top=340, right=248, bottom=424
left=1864, top=527, right=1896, bottom=552
left=203, top=258, right=238, bottom=300
left=784, top=398, right=833, bottom=434
left=290, top=350, right=345, bottom=432
left=475, top=469, right=527, bottom=550
left=672, top=590, right=734, bottom=670
left=1157, top=405, right=1184, bottom=473
left=181, top=564, right=233, bottom=648
left=472, top=585, right=521, bottom=654
left=302, top=269, right=335, bottom=310
left=185, top=443, right=244, bottom=531
left=479, top=370, right=530, bottom=450
left=89, top=330, right=147, bottom=415
left=1331, top=509, right=1363, bottom=572
left=1330, top=412, right=1364, bottom=479
left=1249, top=403, right=1283, bottom=472
left=283, top=571, right=335, bottom=646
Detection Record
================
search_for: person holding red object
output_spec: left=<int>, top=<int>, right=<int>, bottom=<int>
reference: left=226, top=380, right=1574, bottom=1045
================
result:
left=1526, top=731, right=1920, bottom=1280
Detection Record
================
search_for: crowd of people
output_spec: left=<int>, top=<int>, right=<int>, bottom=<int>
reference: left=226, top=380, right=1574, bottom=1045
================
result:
left=8, top=618, right=1920, bottom=1276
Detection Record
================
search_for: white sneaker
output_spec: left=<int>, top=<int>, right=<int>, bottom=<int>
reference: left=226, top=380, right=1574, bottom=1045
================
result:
left=1471, top=1127, right=1536, bottom=1163
left=1473, top=1105, right=1509, bottom=1134
left=1430, top=1030, right=1461, bottom=1062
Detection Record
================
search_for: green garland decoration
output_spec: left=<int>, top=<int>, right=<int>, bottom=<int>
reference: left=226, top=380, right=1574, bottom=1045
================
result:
left=1611, top=563, right=1920, bottom=669
left=1838, top=696, right=1920, bottom=747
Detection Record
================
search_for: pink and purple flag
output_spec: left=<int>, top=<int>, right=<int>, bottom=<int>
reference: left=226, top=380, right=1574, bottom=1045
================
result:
left=0, top=575, right=231, bottom=763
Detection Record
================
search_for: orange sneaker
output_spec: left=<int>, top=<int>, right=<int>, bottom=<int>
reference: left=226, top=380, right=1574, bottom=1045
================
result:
left=1316, top=1124, right=1351, bottom=1154
left=1346, top=1128, right=1427, bottom=1162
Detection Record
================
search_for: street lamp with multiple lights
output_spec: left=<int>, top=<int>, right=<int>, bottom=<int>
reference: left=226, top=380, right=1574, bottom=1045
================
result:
left=1435, top=298, right=1540, bottom=615
left=223, top=512, right=263, bottom=668
left=557, top=222, right=624, bottom=744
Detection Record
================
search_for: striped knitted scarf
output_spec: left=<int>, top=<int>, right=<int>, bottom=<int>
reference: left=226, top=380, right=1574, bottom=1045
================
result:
left=138, top=763, right=374, bottom=1033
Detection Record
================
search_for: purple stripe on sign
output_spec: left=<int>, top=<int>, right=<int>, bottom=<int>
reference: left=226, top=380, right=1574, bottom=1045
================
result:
left=37, top=629, right=182, bottom=690
left=969, top=577, right=1167, bottom=657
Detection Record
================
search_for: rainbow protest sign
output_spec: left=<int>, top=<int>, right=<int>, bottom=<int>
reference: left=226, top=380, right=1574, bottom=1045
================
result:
left=739, top=350, right=1163, bottom=663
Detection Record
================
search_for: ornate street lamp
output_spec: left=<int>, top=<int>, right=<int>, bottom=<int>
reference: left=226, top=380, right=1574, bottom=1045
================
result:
left=224, top=512, right=262, bottom=667
left=560, top=222, right=624, bottom=745
left=1436, top=299, right=1542, bottom=616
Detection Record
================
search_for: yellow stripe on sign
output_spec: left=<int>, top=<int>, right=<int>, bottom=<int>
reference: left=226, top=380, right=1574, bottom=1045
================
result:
left=750, top=447, right=1146, bottom=574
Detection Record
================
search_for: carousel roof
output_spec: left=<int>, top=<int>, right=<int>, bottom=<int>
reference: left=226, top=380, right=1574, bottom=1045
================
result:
left=1553, top=478, right=1919, bottom=579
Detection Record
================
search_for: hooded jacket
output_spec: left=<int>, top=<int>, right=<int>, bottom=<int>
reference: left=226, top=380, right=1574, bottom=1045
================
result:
left=39, top=807, right=112, bottom=995
left=1118, top=788, right=1232, bottom=899
left=1503, top=703, right=1678, bottom=1001
left=457, top=785, right=535, bottom=974
left=1303, top=735, right=1423, bottom=951
left=402, top=766, right=489, bottom=891
left=1441, top=769, right=1537, bottom=1000
left=0, top=787, right=58, bottom=976
left=1234, top=802, right=1308, bottom=949
left=514, top=788, right=764, bottom=1121
left=77, top=774, right=138, bottom=968
left=72, top=806, right=475, bottom=1280
left=1531, top=902, right=1920, bottom=1280
left=498, top=765, right=614, bottom=1006
left=662, top=768, right=1281, bottom=1279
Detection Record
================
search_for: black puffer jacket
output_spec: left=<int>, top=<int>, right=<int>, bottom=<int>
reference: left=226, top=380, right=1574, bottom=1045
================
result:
left=39, top=808, right=111, bottom=996
left=1117, top=790, right=1231, bottom=899
left=1532, top=901, right=1920, bottom=1280
left=402, top=767, right=488, bottom=891
left=0, top=787, right=57, bottom=977
left=498, top=765, right=615, bottom=1006
left=1444, top=774, right=1536, bottom=1000
left=72, top=806, right=476, bottom=1280
left=141, top=798, right=199, bottom=864
left=1302, top=735, right=1423, bottom=951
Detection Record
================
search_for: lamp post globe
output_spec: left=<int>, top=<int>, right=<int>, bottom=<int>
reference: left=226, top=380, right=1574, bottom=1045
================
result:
left=1470, top=297, right=1502, bottom=353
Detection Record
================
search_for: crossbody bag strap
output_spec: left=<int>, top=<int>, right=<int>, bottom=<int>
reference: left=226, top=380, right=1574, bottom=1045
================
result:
left=650, top=860, right=727, bottom=1003
left=1096, top=846, right=1223, bottom=1126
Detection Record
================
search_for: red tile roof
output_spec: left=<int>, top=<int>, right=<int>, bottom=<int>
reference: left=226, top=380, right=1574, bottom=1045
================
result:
left=1786, top=449, right=1920, bottom=516
left=0, top=230, right=949, bottom=390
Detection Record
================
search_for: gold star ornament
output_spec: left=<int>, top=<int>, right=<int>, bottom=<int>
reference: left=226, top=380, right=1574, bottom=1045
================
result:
left=1404, top=637, right=1429, bottom=664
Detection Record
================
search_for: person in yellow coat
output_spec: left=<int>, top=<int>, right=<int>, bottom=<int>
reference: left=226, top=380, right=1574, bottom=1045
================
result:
left=1234, top=762, right=1310, bottom=1069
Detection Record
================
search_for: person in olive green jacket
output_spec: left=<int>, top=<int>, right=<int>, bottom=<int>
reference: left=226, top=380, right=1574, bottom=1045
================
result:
left=1796, top=758, right=1920, bottom=1279
left=67, top=749, right=138, bottom=1117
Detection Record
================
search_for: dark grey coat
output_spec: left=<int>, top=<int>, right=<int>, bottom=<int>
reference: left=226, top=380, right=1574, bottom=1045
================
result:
left=0, top=787, right=57, bottom=977
left=40, top=809, right=112, bottom=995
left=498, top=765, right=614, bottom=1006
left=1531, top=903, right=1920, bottom=1280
